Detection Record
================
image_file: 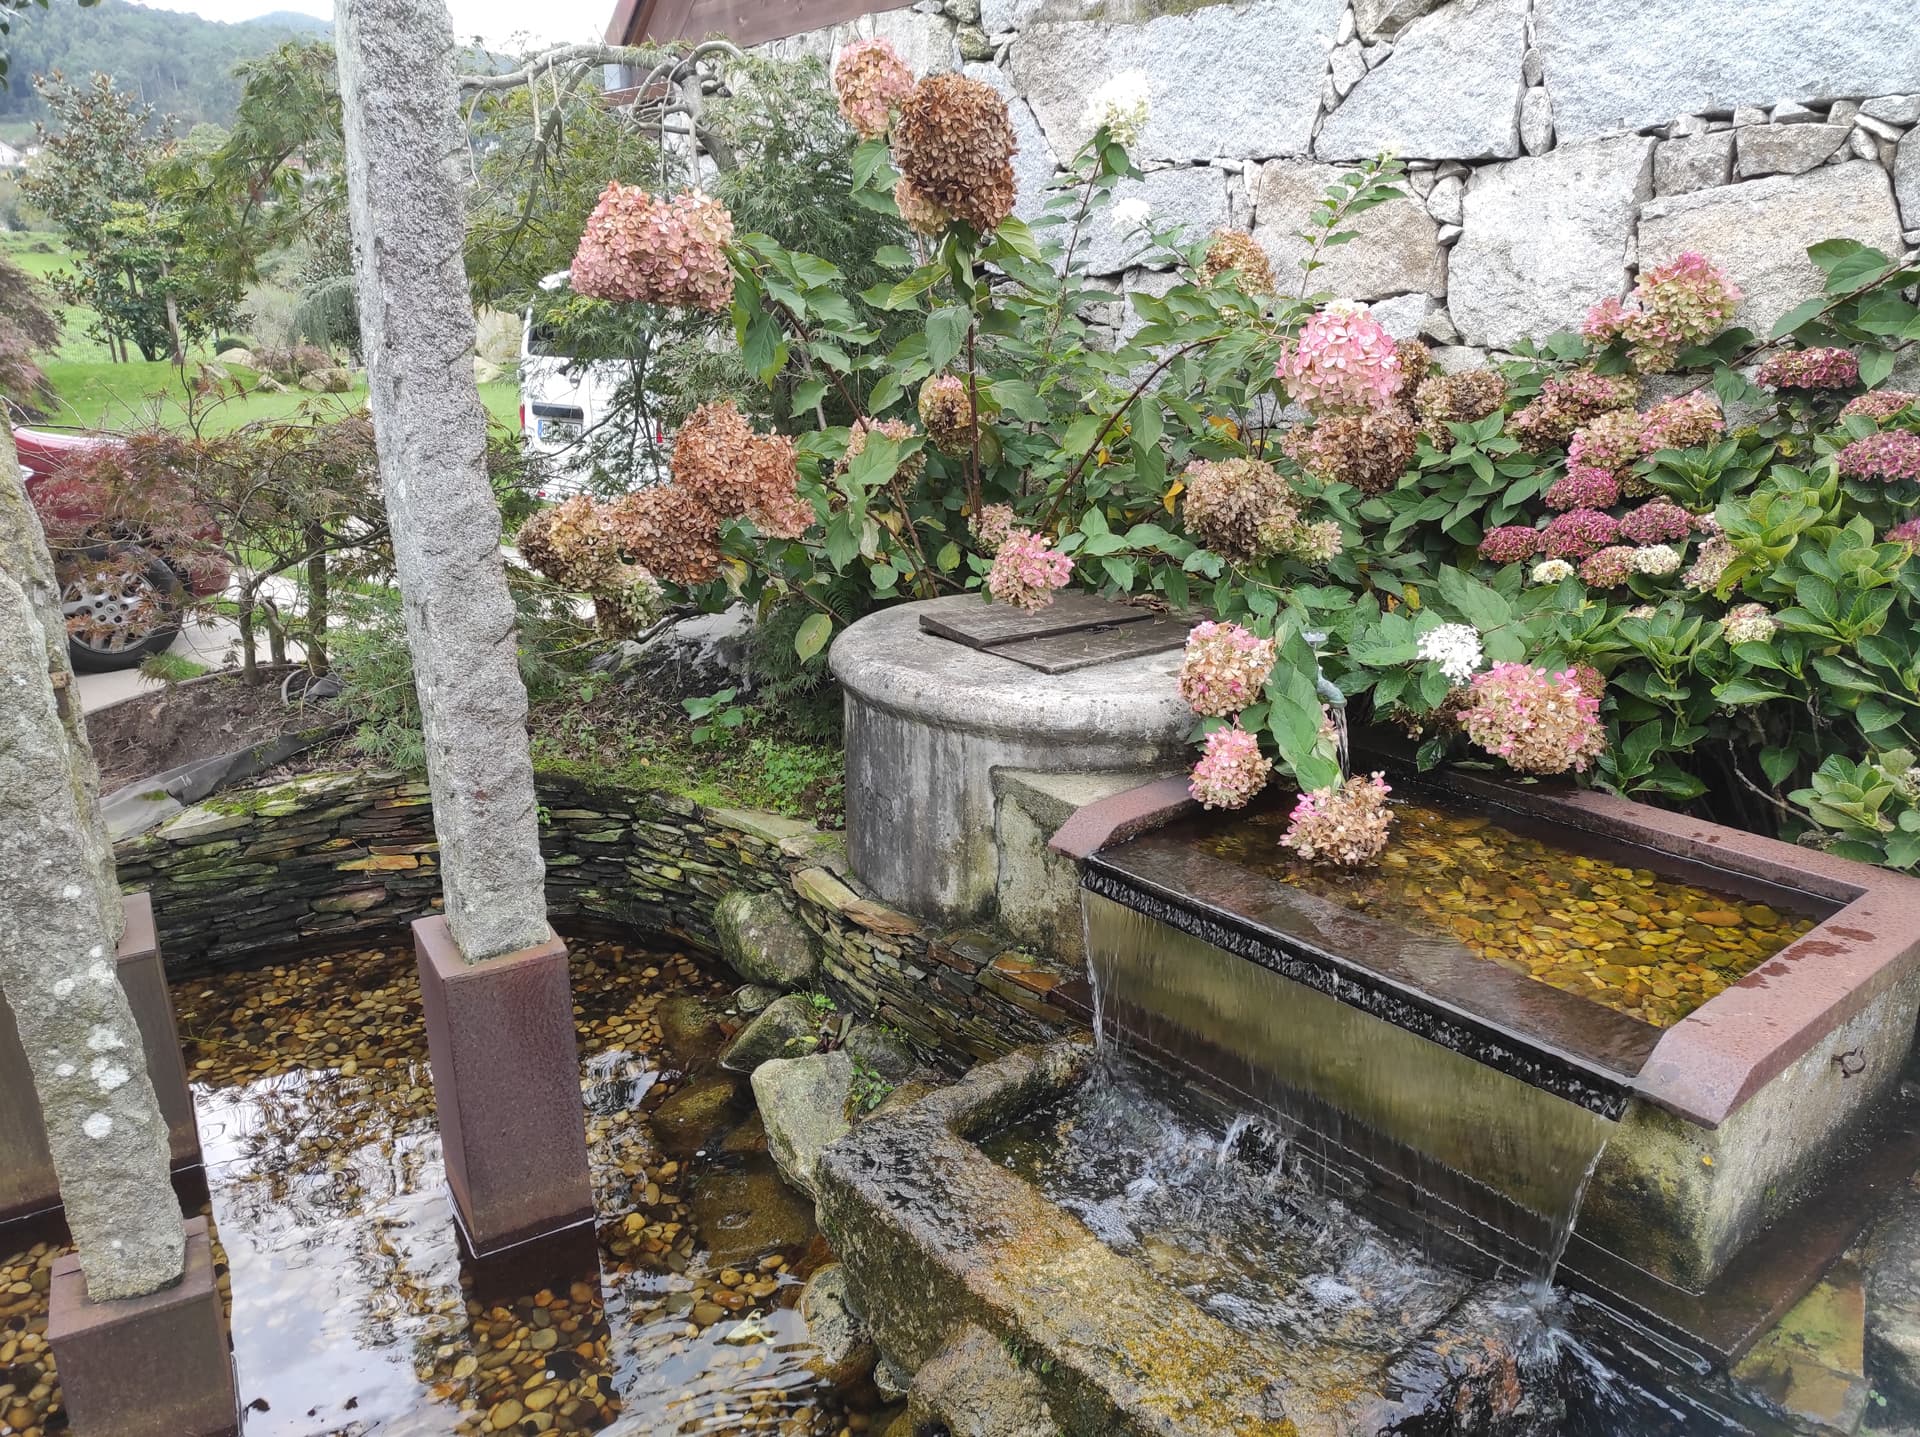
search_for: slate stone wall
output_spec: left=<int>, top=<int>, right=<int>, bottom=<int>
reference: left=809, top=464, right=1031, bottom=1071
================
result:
left=768, top=0, right=1920, bottom=363
left=112, top=768, right=1069, bottom=1071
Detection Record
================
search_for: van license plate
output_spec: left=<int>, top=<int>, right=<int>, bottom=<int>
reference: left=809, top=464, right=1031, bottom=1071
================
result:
left=539, top=419, right=582, bottom=442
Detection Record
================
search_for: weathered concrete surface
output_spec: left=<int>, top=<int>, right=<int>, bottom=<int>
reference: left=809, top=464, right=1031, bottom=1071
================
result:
left=814, top=1041, right=1549, bottom=1436
left=908, top=1324, right=1061, bottom=1436
left=714, top=888, right=819, bottom=990
left=1867, top=1186, right=1920, bottom=1411
left=336, top=0, right=550, bottom=963
left=753, top=1048, right=854, bottom=1198
left=830, top=597, right=1192, bottom=923
left=0, top=430, right=120, bottom=946
left=0, top=568, right=183, bottom=1301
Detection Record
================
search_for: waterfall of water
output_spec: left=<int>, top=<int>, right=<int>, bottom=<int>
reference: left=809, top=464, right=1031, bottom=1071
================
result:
left=1531, top=1137, right=1610, bottom=1297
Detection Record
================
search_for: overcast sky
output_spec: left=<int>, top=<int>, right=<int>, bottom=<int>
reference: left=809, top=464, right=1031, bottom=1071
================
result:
left=128, top=0, right=614, bottom=51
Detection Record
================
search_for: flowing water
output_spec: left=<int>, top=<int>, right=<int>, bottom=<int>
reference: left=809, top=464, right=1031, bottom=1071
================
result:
left=0, top=935, right=883, bottom=1437
left=981, top=1051, right=1805, bottom=1437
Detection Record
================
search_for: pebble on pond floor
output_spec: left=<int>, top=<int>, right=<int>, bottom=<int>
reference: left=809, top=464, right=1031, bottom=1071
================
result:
left=0, top=935, right=886, bottom=1437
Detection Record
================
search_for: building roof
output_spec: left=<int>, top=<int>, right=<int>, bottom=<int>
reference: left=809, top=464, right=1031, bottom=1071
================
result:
left=606, top=0, right=910, bottom=49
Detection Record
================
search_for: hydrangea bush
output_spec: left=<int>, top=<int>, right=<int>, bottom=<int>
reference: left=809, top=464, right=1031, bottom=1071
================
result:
left=526, top=36, right=1920, bottom=874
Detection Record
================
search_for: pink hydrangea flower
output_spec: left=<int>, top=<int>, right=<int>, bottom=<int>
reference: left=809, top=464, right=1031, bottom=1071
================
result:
left=1639, top=392, right=1725, bottom=453
left=833, top=38, right=917, bottom=139
left=1838, top=431, right=1920, bottom=484
left=1280, top=772, right=1394, bottom=867
left=1479, top=525, right=1541, bottom=564
left=1582, top=254, right=1741, bottom=372
left=571, top=184, right=735, bottom=313
left=1756, top=347, right=1860, bottom=391
left=1885, top=517, right=1920, bottom=546
left=1544, top=464, right=1623, bottom=511
left=986, top=529, right=1073, bottom=611
left=1567, top=409, right=1646, bottom=472
left=1178, top=621, right=1278, bottom=717
left=1618, top=499, right=1693, bottom=545
left=1578, top=545, right=1637, bottom=586
left=1542, top=508, right=1621, bottom=560
left=972, top=503, right=1017, bottom=554
left=1842, top=391, right=1920, bottom=423
left=1463, top=663, right=1607, bottom=775
left=1189, top=724, right=1273, bottom=810
left=1275, top=303, right=1403, bottom=415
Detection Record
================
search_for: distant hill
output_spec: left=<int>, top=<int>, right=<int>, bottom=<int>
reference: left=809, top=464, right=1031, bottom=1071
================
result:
left=0, top=0, right=332, bottom=130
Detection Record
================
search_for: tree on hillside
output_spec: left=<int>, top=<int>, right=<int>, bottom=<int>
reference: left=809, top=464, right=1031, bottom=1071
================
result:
left=23, top=70, right=241, bottom=361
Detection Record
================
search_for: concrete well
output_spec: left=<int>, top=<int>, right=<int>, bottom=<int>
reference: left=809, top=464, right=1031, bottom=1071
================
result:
left=829, top=596, right=1191, bottom=925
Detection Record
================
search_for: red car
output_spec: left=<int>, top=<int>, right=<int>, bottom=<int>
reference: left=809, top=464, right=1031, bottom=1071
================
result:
left=16, top=426, right=230, bottom=672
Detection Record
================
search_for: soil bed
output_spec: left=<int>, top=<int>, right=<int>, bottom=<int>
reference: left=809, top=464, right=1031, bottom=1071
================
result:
left=86, top=671, right=340, bottom=792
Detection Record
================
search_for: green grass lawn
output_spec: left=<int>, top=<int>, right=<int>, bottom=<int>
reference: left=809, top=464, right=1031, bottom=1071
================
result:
left=3, top=231, right=522, bottom=437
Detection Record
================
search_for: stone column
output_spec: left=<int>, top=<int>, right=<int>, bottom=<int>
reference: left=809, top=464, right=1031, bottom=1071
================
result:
left=335, top=0, right=593, bottom=1254
left=334, top=0, right=549, bottom=965
left=0, top=426, right=121, bottom=948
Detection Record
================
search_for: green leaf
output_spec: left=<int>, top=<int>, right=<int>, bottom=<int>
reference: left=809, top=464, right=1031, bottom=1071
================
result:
left=1759, top=746, right=1799, bottom=786
left=794, top=612, right=834, bottom=661
left=1859, top=346, right=1896, bottom=389
left=926, top=306, right=970, bottom=373
left=791, top=378, right=827, bottom=414
left=874, top=245, right=913, bottom=270
left=936, top=542, right=960, bottom=572
left=1713, top=678, right=1790, bottom=706
left=1768, top=296, right=1830, bottom=338
left=987, top=378, right=1046, bottom=422
left=823, top=511, right=860, bottom=570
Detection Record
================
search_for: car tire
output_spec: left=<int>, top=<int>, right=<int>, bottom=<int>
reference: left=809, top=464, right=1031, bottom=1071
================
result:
left=60, top=543, right=185, bottom=673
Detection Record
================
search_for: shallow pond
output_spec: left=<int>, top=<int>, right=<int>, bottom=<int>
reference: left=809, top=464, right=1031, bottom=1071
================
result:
left=0, top=935, right=883, bottom=1436
left=1192, top=794, right=1820, bottom=1028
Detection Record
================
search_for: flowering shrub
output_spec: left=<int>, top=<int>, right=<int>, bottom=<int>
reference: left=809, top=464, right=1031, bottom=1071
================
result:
left=1479, top=525, right=1540, bottom=564
left=1837, top=430, right=1920, bottom=483
left=1281, top=773, right=1395, bottom=866
left=1416, top=622, right=1483, bottom=685
left=570, top=184, right=735, bottom=312
left=1581, top=252, right=1741, bottom=372
left=1756, top=346, right=1860, bottom=391
left=1189, top=725, right=1273, bottom=811
left=1275, top=303, right=1402, bottom=415
left=1544, top=465, right=1621, bottom=511
left=892, top=73, right=1018, bottom=235
left=986, top=529, right=1072, bottom=611
left=1542, top=508, right=1620, bottom=560
left=832, top=39, right=916, bottom=140
left=1201, top=230, right=1275, bottom=295
left=1463, top=664, right=1606, bottom=775
left=1178, top=621, right=1278, bottom=716
left=1080, top=71, right=1150, bottom=148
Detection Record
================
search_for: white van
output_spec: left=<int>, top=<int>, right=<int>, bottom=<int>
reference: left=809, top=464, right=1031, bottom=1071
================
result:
left=520, top=272, right=670, bottom=497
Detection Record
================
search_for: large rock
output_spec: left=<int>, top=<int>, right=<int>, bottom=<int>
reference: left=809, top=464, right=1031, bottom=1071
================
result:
left=719, top=993, right=822, bottom=1073
left=1735, top=124, right=1851, bottom=178
left=686, top=1158, right=816, bottom=1268
left=1866, top=1188, right=1920, bottom=1410
left=908, top=1325, right=1059, bottom=1437
left=594, top=604, right=753, bottom=699
left=649, top=1077, right=741, bottom=1157
left=1251, top=161, right=1445, bottom=300
left=1080, top=164, right=1229, bottom=277
left=1314, top=0, right=1527, bottom=163
left=799, top=1264, right=878, bottom=1393
left=1449, top=135, right=1654, bottom=349
left=1538, top=0, right=1920, bottom=144
left=1354, top=0, right=1444, bottom=41
left=752, top=1049, right=853, bottom=1199
left=1896, top=129, right=1920, bottom=233
left=965, top=62, right=1058, bottom=224
left=762, top=8, right=961, bottom=74
left=714, top=888, right=818, bottom=991
left=1009, top=0, right=1345, bottom=162
left=1654, top=132, right=1734, bottom=197
left=1638, top=163, right=1905, bottom=338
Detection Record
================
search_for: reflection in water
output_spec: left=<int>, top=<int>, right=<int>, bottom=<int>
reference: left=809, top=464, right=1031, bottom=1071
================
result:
left=0, top=937, right=877, bottom=1436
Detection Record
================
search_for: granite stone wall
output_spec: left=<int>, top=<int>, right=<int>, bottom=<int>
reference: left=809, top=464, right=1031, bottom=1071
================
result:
left=112, top=768, right=1069, bottom=1070
left=764, top=0, right=1920, bottom=365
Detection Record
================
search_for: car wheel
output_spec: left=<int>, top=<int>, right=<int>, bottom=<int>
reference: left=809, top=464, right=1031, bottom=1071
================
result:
left=60, top=544, right=185, bottom=673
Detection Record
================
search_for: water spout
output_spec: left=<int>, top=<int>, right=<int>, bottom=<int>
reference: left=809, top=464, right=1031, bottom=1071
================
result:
left=1304, top=630, right=1350, bottom=780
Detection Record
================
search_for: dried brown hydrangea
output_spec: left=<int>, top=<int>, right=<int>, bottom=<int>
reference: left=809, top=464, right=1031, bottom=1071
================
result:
left=893, top=176, right=953, bottom=238
left=741, top=432, right=813, bottom=540
left=670, top=400, right=765, bottom=518
left=1415, top=369, right=1507, bottom=433
left=1200, top=230, right=1275, bottom=295
left=605, top=485, right=723, bottom=588
left=1282, top=409, right=1418, bottom=496
left=1181, top=457, right=1298, bottom=561
left=1388, top=340, right=1433, bottom=409
left=918, top=374, right=975, bottom=454
left=892, top=72, right=1019, bottom=235
left=516, top=494, right=620, bottom=590
left=1507, top=370, right=1639, bottom=451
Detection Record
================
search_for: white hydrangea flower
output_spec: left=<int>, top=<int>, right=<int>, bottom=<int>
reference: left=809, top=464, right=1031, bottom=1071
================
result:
left=1626, top=604, right=1658, bottom=619
left=1415, top=622, right=1484, bottom=685
left=1109, top=196, right=1153, bottom=235
left=1720, top=603, right=1778, bottom=645
left=1081, top=70, right=1150, bottom=148
left=1630, top=544, right=1682, bottom=576
left=1530, top=558, right=1576, bottom=584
